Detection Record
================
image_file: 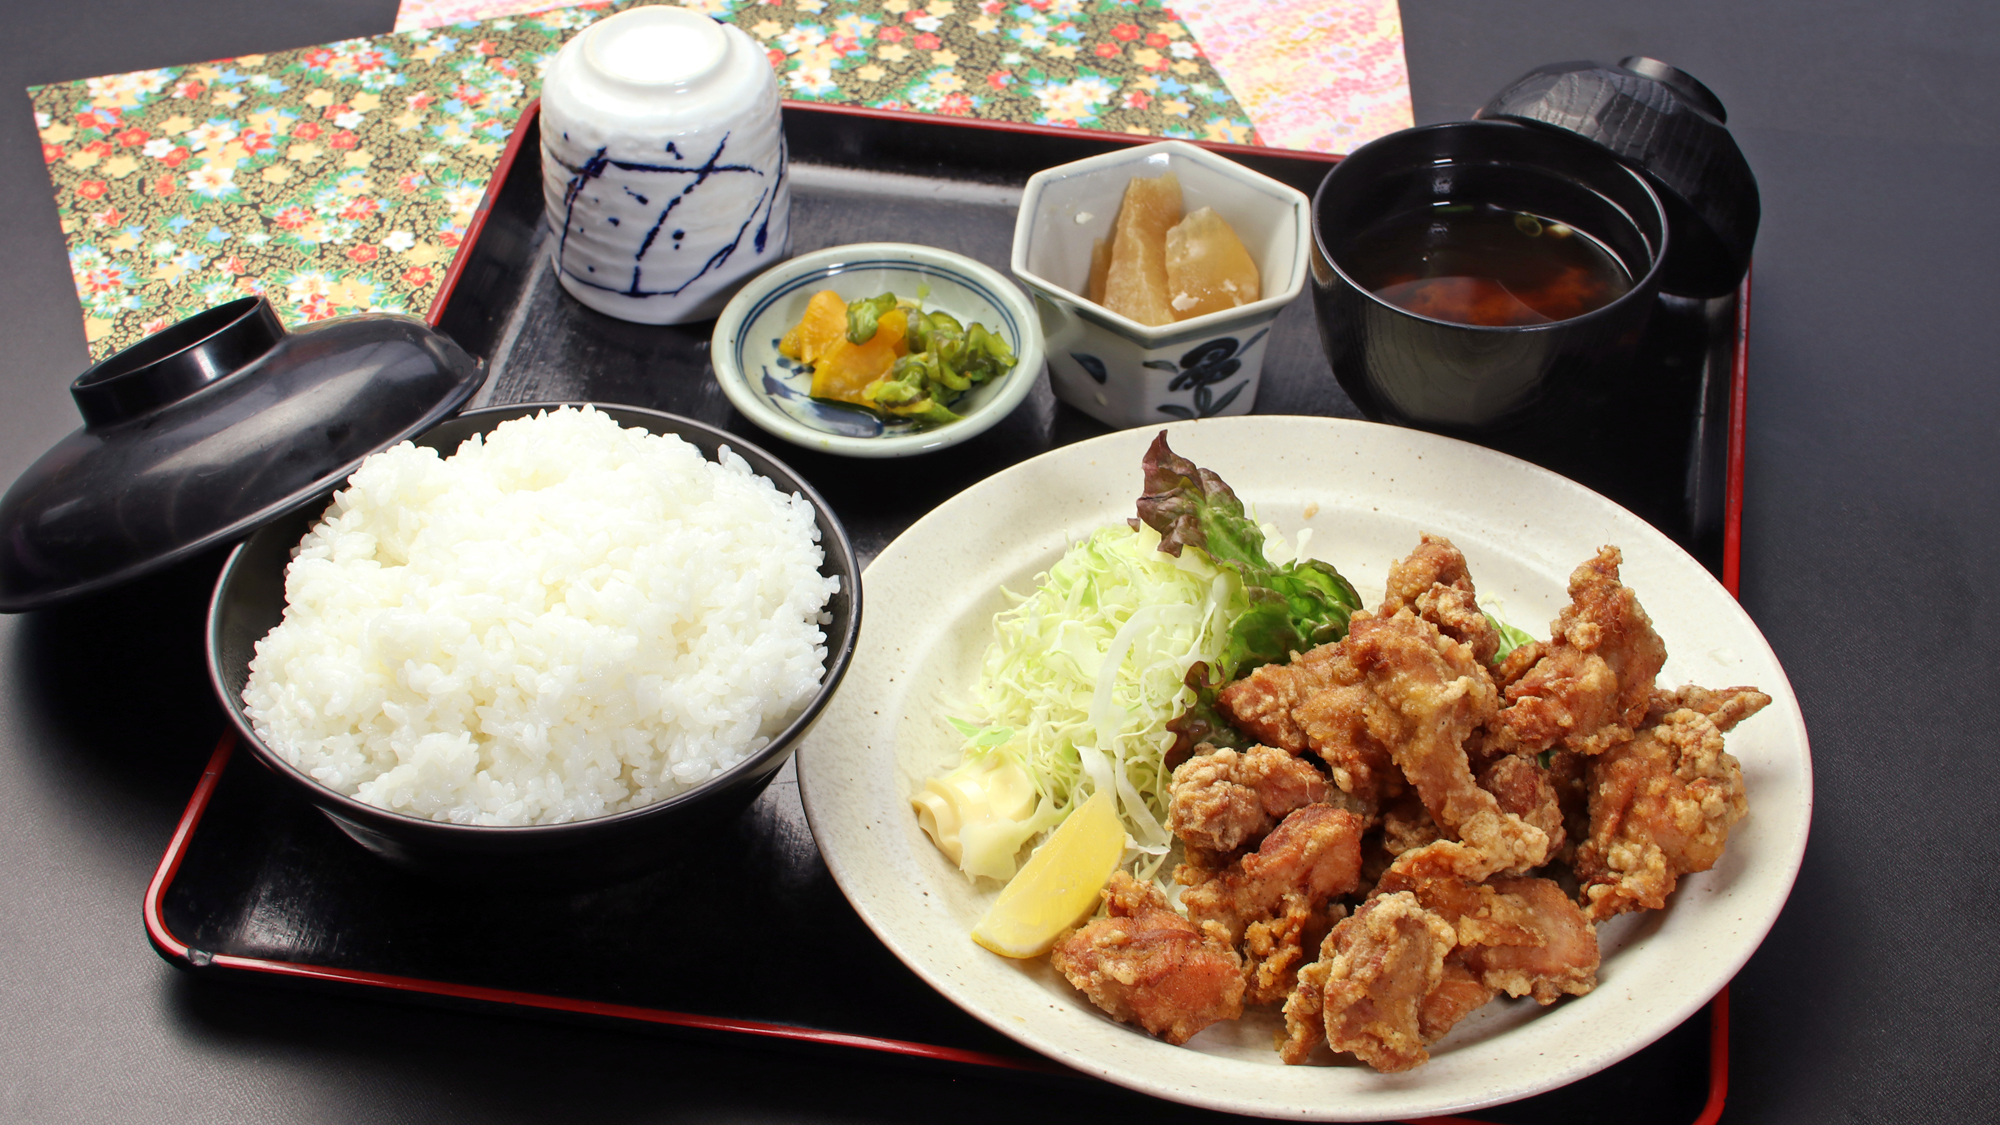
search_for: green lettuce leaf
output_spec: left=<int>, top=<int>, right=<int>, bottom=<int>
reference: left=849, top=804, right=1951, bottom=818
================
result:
left=1136, top=432, right=1361, bottom=678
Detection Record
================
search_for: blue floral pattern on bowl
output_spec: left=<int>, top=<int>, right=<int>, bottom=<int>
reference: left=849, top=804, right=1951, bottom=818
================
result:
left=1056, top=326, right=1275, bottom=426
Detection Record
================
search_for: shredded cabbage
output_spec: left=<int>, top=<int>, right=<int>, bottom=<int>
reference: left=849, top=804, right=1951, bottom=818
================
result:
left=943, top=521, right=1244, bottom=883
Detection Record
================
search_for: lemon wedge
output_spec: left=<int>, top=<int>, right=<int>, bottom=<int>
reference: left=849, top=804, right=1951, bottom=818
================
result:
left=971, top=787, right=1126, bottom=958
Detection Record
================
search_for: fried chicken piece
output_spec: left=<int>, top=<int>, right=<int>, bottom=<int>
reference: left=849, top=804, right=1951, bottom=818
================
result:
left=1380, top=850, right=1599, bottom=1005
left=1492, top=640, right=1545, bottom=691
left=1215, top=643, right=1340, bottom=754
left=1285, top=891, right=1456, bottom=1072
left=1421, top=959, right=1500, bottom=1044
left=1051, top=872, right=1246, bottom=1045
left=1357, top=791, right=1443, bottom=896
left=1345, top=610, right=1549, bottom=875
left=1545, top=749, right=1592, bottom=866
left=1168, top=744, right=1330, bottom=856
left=1573, top=706, right=1750, bottom=921
left=1380, top=792, right=1444, bottom=857
left=1381, top=534, right=1502, bottom=664
left=1646, top=684, right=1772, bottom=732
left=1181, top=805, right=1363, bottom=1003
left=1278, top=927, right=1337, bottom=1063
left=1292, top=675, right=1405, bottom=817
left=1284, top=854, right=1595, bottom=1069
left=1491, top=547, right=1668, bottom=756
left=1474, top=877, right=1601, bottom=1002
left=1476, top=752, right=1567, bottom=859
left=1218, top=641, right=1406, bottom=817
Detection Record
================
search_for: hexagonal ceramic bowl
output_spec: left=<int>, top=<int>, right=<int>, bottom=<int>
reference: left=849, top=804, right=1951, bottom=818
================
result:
left=1010, top=141, right=1310, bottom=429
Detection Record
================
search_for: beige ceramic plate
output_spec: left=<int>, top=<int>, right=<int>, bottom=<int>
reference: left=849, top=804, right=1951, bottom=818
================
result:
left=795, top=416, right=1811, bottom=1119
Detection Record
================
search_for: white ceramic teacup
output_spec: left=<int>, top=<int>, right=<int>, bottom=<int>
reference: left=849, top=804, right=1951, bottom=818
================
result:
left=540, top=6, right=790, bottom=324
left=1010, top=141, right=1309, bottom=428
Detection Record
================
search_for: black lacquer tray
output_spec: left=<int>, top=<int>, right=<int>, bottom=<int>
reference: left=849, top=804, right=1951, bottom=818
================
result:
left=148, top=101, right=1750, bottom=1124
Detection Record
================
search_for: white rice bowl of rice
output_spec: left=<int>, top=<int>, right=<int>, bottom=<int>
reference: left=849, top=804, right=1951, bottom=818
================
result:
left=206, top=403, right=862, bottom=882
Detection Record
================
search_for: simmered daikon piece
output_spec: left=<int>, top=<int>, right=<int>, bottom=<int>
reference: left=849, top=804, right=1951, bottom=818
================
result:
left=1165, top=206, right=1261, bottom=320
left=1101, top=172, right=1182, bottom=326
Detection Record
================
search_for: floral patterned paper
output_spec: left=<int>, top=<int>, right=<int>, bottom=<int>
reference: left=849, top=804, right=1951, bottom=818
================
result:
left=35, top=1, right=1261, bottom=362
left=1171, top=0, right=1410, bottom=154
left=399, top=0, right=1412, bottom=156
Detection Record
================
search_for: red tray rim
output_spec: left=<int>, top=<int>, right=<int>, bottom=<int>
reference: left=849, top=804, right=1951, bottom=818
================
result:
left=156, top=98, right=1748, bottom=1122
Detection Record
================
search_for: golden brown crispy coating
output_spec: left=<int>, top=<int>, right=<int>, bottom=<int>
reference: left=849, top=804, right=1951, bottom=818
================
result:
left=1573, top=707, right=1750, bottom=922
left=1304, top=891, right=1457, bottom=1072
left=1218, top=641, right=1408, bottom=817
left=1346, top=610, right=1550, bottom=875
left=1381, top=534, right=1503, bottom=665
left=1421, top=959, right=1500, bottom=1044
left=1646, top=684, right=1773, bottom=732
left=1292, top=674, right=1405, bottom=817
left=1181, top=805, right=1364, bottom=1004
left=1473, top=876, right=1601, bottom=1003
left=1278, top=926, right=1338, bottom=1063
left=1378, top=850, right=1600, bottom=1005
left=1545, top=749, right=1593, bottom=866
left=1380, top=791, right=1444, bottom=857
left=1050, top=872, right=1246, bottom=1045
left=1168, top=744, right=1330, bottom=856
left=1477, top=753, right=1568, bottom=859
left=1492, top=639, right=1545, bottom=691
left=1214, top=643, right=1342, bottom=753
left=1491, top=547, right=1668, bottom=756
left=1356, top=790, right=1444, bottom=897
left=1282, top=857, right=1597, bottom=1071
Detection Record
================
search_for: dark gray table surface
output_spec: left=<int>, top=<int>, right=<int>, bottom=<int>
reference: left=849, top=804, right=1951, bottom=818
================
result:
left=2, top=2, right=1994, bottom=1122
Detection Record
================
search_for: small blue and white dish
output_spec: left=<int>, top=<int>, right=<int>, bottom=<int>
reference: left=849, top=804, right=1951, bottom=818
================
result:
left=1010, top=141, right=1310, bottom=429
left=711, top=243, right=1044, bottom=458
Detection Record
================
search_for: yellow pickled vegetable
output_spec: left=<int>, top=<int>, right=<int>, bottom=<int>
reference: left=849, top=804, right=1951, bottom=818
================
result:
left=779, top=287, right=1018, bottom=429
left=808, top=307, right=907, bottom=405
left=779, top=289, right=849, bottom=365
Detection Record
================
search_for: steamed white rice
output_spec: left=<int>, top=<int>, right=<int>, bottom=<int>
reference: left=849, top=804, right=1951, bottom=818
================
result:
left=241, top=405, right=839, bottom=826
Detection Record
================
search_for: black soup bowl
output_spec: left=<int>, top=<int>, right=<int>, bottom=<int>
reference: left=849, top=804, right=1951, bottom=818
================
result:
left=206, top=403, right=863, bottom=888
left=1311, top=119, right=1668, bottom=433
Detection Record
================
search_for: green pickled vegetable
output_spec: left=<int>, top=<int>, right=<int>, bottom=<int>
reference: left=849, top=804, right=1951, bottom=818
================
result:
left=844, top=293, right=898, bottom=344
left=797, top=288, right=1016, bottom=430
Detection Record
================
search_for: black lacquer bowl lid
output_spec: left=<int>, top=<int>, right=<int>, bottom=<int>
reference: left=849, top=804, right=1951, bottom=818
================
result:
left=1477, top=57, right=1759, bottom=299
left=0, top=297, right=483, bottom=612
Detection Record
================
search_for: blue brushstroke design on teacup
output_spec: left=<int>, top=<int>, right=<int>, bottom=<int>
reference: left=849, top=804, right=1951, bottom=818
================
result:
left=555, top=133, right=788, bottom=298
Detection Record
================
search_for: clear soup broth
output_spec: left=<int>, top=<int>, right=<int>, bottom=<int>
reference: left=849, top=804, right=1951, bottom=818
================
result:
left=1344, top=203, right=1632, bottom=327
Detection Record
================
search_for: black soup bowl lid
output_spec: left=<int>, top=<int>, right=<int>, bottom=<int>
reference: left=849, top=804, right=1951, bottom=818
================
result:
left=0, top=296, right=483, bottom=612
left=1476, top=57, right=1759, bottom=299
